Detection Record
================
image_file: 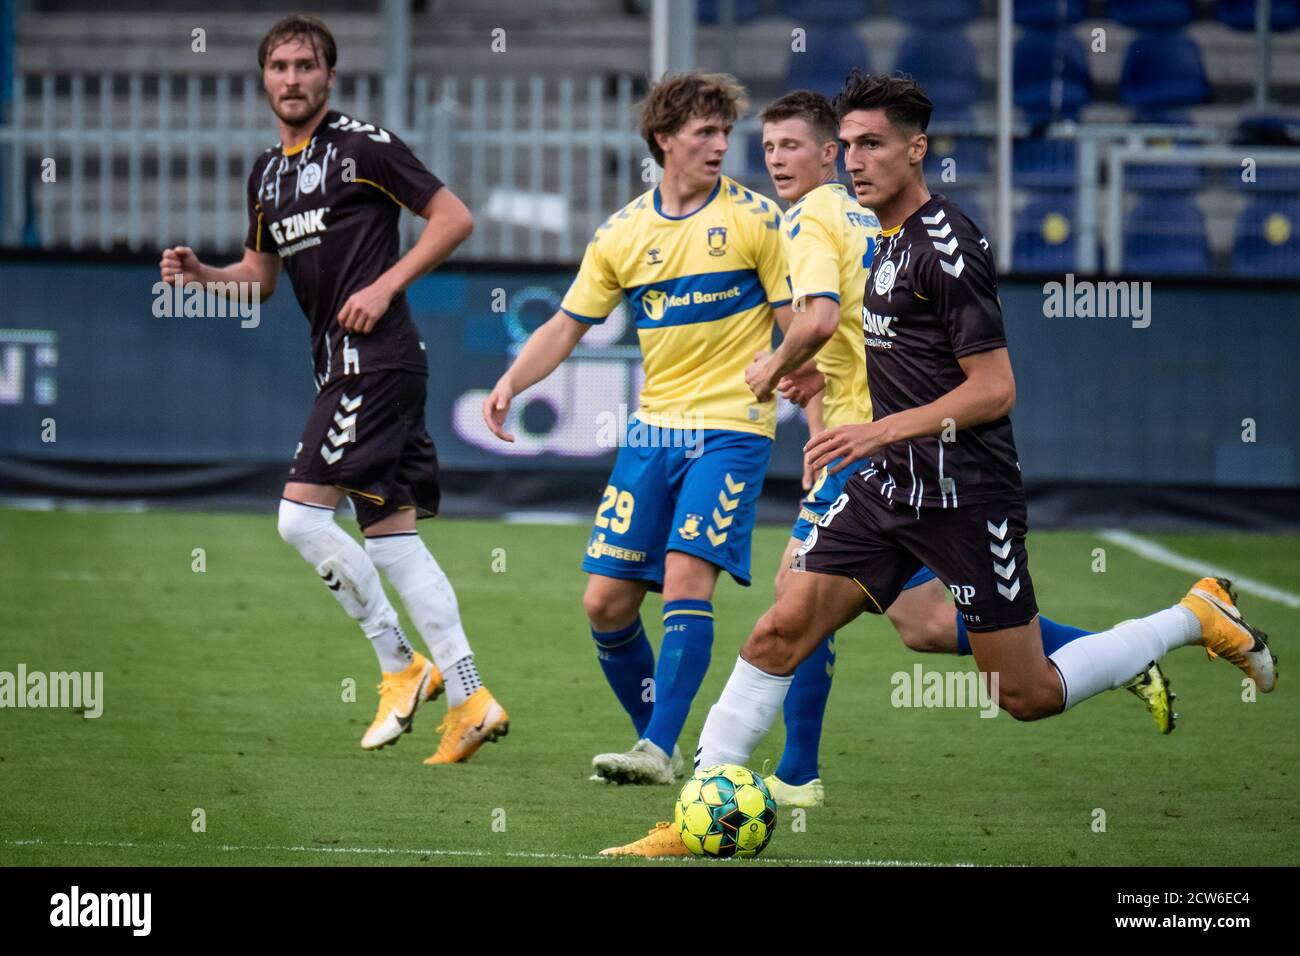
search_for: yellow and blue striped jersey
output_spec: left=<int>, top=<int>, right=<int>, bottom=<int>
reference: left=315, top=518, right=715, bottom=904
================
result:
left=561, top=175, right=790, bottom=438
left=783, top=181, right=880, bottom=429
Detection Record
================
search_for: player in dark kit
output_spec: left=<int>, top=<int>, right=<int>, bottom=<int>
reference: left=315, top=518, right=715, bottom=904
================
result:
left=159, top=15, right=508, bottom=764
left=602, top=72, right=1276, bottom=856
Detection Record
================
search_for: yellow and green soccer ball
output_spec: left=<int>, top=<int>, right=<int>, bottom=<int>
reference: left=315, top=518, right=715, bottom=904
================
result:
left=674, top=764, right=778, bottom=859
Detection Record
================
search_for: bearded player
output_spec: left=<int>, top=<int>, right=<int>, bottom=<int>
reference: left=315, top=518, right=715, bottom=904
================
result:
left=746, top=90, right=1172, bottom=810
left=159, top=15, right=508, bottom=764
left=601, top=72, right=1273, bottom=855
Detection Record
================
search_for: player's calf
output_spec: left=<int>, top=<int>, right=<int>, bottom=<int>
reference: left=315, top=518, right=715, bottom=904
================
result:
left=744, top=599, right=838, bottom=676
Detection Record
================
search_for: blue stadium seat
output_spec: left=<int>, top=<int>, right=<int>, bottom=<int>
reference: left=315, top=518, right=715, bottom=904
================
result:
left=1216, top=0, right=1300, bottom=31
left=1015, top=0, right=1086, bottom=26
left=1225, top=163, right=1300, bottom=193
left=1014, top=137, right=1076, bottom=190
left=1014, top=191, right=1078, bottom=272
left=895, top=28, right=979, bottom=115
left=1125, top=139, right=1204, bottom=193
left=785, top=27, right=871, bottom=99
left=924, top=134, right=988, bottom=185
left=1014, top=30, right=1092, bottom=124
left=1119, top=32, right=1210, bottom=119
left=1232, top=199, right=1300, bottom=277
left=698, top=0, right=764, bottom=23
left=1123, top=196, right=1210, bottom=275
left=890, top=0, right=980, bottom=26
left=1108, top=0, right=1194, bottom=29
left=779, top=0, right=868, bottom=22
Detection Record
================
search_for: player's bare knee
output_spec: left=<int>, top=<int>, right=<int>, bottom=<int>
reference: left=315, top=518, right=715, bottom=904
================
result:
left=997, top=683, right=1056, bottom=721
left=893, top=617, right=934, bottom=653
left=582, top=584, right=638, bottom=632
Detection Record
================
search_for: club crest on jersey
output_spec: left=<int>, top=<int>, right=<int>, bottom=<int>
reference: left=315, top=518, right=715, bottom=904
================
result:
left=641, top=288, right=667, bottom=321
left=873, top=258, right=897, bottom=296
left=299, top=161, right=323, bottom=194
left=706, top=226, right=728, bottom=257
left=678, top=513, right=704, bottom=541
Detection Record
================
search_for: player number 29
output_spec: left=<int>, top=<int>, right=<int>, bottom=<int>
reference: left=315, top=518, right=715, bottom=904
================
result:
left=595, top=485, right=635, bottom=534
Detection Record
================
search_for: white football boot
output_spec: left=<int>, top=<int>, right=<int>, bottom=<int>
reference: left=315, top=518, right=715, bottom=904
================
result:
left=763, top=773, right=825, bottom=808
left=591, top=738, right=683, bottom=785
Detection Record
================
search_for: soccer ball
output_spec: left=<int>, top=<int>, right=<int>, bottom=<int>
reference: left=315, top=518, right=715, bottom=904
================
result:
left=674, top=764, right=777, bottom=859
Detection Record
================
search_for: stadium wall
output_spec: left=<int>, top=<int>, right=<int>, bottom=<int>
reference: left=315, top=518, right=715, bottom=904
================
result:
left=1, top=254, right=1297, bottom=529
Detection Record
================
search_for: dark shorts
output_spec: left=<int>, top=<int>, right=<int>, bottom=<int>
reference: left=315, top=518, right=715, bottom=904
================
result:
left=793, top=470, right=1039, bottom=633
left=289, top=370, right=440, bottom=530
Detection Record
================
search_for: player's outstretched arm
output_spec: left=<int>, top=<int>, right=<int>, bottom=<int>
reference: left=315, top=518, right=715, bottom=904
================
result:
left=806, top=347, right=1016, bottom=473
left=338, top=188, right=474, bottom=334
left=482, top=310, right=590, bottom=442
left=159, top=246, right=281, bottom=302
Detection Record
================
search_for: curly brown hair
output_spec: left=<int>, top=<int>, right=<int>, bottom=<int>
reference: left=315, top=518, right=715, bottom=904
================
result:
left=639, top=72, right=749, bottom=167
left=258, top=15, right=337, bottom=71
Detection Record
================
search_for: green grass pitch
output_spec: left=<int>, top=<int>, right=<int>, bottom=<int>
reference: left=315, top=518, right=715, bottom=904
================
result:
left=1, top=508, right=1295, bottom=866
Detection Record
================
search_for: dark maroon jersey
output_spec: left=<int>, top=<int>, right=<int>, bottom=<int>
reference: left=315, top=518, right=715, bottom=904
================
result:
left=860, top=194, right=1023, bottom=508
left=245, top=110, right=443, bottom=385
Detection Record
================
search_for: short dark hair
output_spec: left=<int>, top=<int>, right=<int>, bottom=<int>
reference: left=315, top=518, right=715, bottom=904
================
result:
left=759, top=90, right=838, bottom=145
left=258, top=15, right=338, bottom=71
left=832, top=71, right=933, bottom=133
left=638, top=71, right=749, bottom=167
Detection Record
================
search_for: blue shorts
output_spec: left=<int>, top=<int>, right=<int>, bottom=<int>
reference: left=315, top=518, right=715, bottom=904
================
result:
left=791, top=456, right=937, bottom=593
left=582, top=422, right=773, bottom=589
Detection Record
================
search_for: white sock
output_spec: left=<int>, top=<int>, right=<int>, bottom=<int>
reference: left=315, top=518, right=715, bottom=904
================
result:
left=365, top=532, right=479, bottom=706
left=695, top=656, right=793, bottom=770
left=1049, top=606, right=1200, bottom=710
left=277, top=499, right=413, bottom=672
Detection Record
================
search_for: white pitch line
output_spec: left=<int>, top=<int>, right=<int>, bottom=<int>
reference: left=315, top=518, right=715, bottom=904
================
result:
left=2, top=838, right=971, bottom=867
left=1099, top=529, right=1300, bottom=609
left=503, top=511, right=586, bottom=525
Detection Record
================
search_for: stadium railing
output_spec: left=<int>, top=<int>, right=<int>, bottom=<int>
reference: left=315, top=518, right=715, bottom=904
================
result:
left=2, top=68, right=1300, bottom=278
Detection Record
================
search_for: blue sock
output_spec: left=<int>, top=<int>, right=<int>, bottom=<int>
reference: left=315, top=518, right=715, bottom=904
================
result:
left=774, top=633, right=835, bottom=787
left=955, top=613, right=1092, bottom=656
left=643, top=599, right=714, bottom=756
left=592, top=617, right=654, bottom=737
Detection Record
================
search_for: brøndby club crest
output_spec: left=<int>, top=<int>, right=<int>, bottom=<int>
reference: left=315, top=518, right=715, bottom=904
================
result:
left=707, top=226, right=728, bottom=256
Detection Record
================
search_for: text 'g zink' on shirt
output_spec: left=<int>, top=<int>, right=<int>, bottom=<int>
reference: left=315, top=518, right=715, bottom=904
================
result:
left=245, top=110, right=444, bottom=386
left=560, top=175, right=790, bottom=439
left=783, top=181, right=879, bottom=429
left=861, top=194, right=1023, bottom=508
